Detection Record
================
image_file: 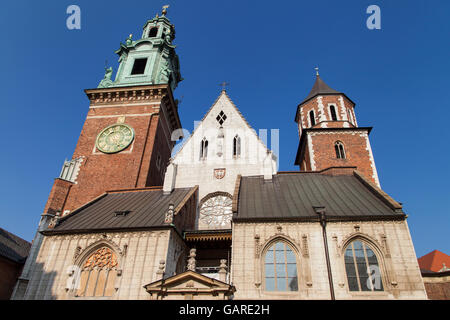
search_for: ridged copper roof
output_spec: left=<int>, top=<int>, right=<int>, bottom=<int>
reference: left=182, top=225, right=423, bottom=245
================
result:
left=235, top=173, right=405, bottom=221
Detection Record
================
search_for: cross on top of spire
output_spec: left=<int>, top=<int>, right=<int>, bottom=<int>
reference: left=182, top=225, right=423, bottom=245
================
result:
left=219, top=81, right=229, bottom=92
left=315, top=67, right=319, bottom=76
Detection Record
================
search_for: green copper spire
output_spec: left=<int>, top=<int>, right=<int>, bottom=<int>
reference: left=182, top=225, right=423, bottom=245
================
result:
left=98, top=5, right=182, bottom=92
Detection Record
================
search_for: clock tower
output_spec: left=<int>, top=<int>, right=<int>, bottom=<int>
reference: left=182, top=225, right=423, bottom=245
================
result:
left=44, top=7, right=183, bottom=216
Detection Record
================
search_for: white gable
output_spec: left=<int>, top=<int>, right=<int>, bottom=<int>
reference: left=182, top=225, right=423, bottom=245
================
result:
left=164, top=91, right=276, bottom=229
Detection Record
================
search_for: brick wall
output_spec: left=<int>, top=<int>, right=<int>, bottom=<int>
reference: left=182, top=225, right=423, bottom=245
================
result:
left=305, top=130, right=378, bottom=185
left=296, top=94, right=379, bottom=186
left=49, top=85, right=180, bottom=214
left=43, top=178, right=73, bottom=214
left=422, top=274, right=450, bottom=300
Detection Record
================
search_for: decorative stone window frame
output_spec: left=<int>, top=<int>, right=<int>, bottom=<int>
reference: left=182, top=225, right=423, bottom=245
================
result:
left=198, top=192, right=233, bottom=228
left=126, top=54, right=151, bottom=79
left=328, top=104, right=339, bottom=121
left=200, top=137, right=208, bottom=161
left=334, top=140, right=346, bottom=159
left=257, top=233, right=310, bottom=296
left=67, top=239, right=124, bottom=299
left=308, top=109, right=316, bottom=127
left=233, top=135, right=241, bottom=159
left=148, top=26, right=159, bottom=38
left=347, top=108, right=356, bottom=126
left=339, top=233, right=391, bottom=297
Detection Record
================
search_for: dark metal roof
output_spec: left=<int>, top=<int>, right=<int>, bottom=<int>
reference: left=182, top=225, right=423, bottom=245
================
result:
left=235, top=173, right=405, bottom=222
left=47, top=187, right=195, bottom=234
left=301, top=75, right=341, bottom=104
left=0, top=228, right=31, bottom=263
left=295, top=75, right=355, bottom=123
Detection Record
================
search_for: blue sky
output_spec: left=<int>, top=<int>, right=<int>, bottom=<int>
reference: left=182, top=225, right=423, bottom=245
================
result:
left=0, top=0, right=449, bottom=258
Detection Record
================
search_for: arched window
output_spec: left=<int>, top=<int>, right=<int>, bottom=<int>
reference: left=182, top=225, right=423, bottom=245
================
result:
left=309, top=110, right=316, bottom=127
left=76, top=247, right=118, bottom=297
left=344, top=240, right=384, bottom=292
left=330, top=105, right=338, bottom=121
left=264, top=241, right=298, bottom=292
left=348, top=109, right=354, bottom=125
left=200, top=138, right=208, bottom=160
left=199, top=193, right=233, bottom=228
left=233, top=135, right=241, bottom=157
left=335, top=141, right=346, bottom=159
left=148, top=27, right=158, bottom=37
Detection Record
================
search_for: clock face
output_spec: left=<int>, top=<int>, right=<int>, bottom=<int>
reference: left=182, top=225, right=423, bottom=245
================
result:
left=199, top=195, right=233, bottom=228
left=95, top=124, right=134, bottom=154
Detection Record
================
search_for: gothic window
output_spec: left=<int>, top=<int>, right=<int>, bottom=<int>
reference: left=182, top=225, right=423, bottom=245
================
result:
left=199, top=194, right=233, bottom=228
left=309, top=110, right=316, bottom=127
left=233, top=135, right=241, bottom=157
left=148, top=27, right=158, bottom=37
left=76, top=247, right=118, bottom=297
left=335, top=141, right=346, bottom=159
left=264, top=241, right=298, bottom=292
left=200, top=138, right=208, bottom=160
left=130, top=58, right=147, bottom=75
left=330, top=105, right=338, bottom=121
left=216, top=111, right=227, bottom=125
left=344, top=240, right=384, bottom=292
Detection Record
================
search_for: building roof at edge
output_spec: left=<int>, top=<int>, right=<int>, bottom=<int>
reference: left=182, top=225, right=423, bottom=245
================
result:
left=0, top=228, right=31, bottom=264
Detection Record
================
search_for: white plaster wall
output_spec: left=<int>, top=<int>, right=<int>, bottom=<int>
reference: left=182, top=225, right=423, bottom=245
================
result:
left=171, top=92, right=276, bottom=228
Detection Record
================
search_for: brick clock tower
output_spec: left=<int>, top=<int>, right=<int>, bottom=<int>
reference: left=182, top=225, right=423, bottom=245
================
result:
left=295, top=70, right=380, bottom=187
left=45, top=8, right=182, bottom=217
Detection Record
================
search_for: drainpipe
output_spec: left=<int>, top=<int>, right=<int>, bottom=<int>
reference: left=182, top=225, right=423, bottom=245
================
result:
left=313, top=206, right=335, bottom=300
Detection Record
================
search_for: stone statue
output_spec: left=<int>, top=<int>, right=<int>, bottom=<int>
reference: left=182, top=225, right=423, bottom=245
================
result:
left=165, top=29, right=172, bottom=44
left=219, top=259, right=228, bottom=282
left=98, top=66, right=114, bottom=88
left=157, top=59, right=171, bottom=85
left=187, top=248, right=196, bottom=271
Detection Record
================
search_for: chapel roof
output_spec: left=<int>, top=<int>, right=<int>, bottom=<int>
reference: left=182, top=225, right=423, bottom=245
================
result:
left=0, top=228, right=31, bottom=264
left=234, top=170, right=405, bottom=222
left=418, top=250, right=450, bottom=273
left=44, top=186, right=197, bottom=235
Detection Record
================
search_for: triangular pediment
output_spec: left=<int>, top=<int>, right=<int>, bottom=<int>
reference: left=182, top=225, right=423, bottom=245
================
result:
left=144, top=270, right=231, bottom=291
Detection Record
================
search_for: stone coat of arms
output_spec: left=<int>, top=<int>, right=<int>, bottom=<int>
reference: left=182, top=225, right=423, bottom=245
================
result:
left=214, top=168, right=226, bottom=179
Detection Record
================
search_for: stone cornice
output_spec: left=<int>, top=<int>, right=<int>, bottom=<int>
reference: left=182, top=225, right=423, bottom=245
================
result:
left=84, top=84, right=181, bottom=131
left=85, top=84, right=172, bottom=105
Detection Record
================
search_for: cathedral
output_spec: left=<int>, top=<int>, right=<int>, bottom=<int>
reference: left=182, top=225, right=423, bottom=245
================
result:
left=11, top=8, right=427, bottom=300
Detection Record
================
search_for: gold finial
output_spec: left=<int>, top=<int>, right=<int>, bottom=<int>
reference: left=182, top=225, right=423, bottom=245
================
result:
left=315, top=67, right=319, bottom=76
left=162, top=5, right=169, bottom=15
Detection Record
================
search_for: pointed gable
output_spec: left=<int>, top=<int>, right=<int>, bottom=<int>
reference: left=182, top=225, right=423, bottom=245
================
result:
left=173, top=90, right=273, bottom=163
left=144, top=270, right=235, bottom=299
left=166, top=90, right=277, bottom=229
